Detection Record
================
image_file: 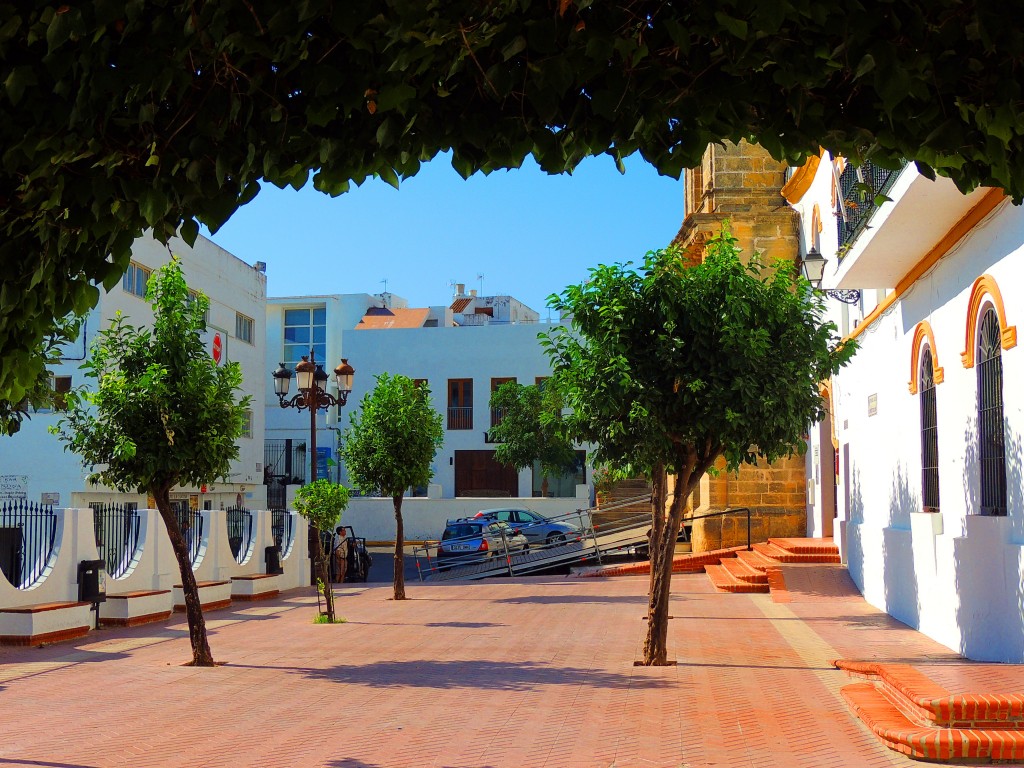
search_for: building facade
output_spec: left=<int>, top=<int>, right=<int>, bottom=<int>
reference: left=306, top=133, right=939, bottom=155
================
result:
left=0, top=233, right=268, bottom=512
left=264, top=287, right=587, bottom=506
left=792, top=152, right=1023, bottom=662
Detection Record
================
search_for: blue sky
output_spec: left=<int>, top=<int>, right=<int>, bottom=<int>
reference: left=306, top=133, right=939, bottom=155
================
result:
left=206, top=153, right=685, bottom=316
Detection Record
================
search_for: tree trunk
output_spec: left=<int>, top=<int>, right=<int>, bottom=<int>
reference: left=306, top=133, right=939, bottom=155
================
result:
left=312, top=524, right=335, bottom=622
left=393, top=494, right=406, bottom=600
left=643, top=455, right=698, bottom=665
left=153, top=485, right=214, bottom=666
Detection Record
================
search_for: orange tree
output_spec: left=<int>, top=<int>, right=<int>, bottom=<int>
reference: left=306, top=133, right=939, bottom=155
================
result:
left=2, top=1, right=1023, bottom=409
left=542, top=227, right=855, bottom=665
left=340, top=373, right=443, bottom=600
left=52, top=258, right=249, bottom=666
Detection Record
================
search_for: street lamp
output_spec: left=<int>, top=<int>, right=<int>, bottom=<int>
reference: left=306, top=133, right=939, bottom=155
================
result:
left=799, top=248, right=861, bottom=305
left=272, top=351, right=355, bottom=484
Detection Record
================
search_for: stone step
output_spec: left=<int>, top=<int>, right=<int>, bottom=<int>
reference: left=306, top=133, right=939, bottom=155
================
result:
left=734, top=548, right=777, bottom=572
left=835, top=660, right=1024, bottom=728
left=768, top=537, right=841, bottom=557
left=753, top=541, right=841, bottom=564
left=720, top=555, right=768, bottom=585
left=704, top=563, right=769, bottom=594
left=841, top=682, right=1024, bottom=762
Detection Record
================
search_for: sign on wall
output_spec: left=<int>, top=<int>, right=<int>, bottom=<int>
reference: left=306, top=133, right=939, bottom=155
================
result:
left=316, top=447, right=332, bottom=480
left=40, top=492, right=60, bottom=506
left=201, top=326, right=229, bottom=366
left=0, top=475, right=28, bottom=502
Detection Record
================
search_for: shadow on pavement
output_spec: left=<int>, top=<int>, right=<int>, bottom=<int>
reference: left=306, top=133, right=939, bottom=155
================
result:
left=224, top=658, right=675, bottom=691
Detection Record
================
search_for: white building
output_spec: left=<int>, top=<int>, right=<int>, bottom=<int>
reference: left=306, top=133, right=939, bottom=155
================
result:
left=789, top=153, right=1023, bottom=661
left=0, top=233, right=268, bottom=512
left=264, top=288, right=587, bottom=509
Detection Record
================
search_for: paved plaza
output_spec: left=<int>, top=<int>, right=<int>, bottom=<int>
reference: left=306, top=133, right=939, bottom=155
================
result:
left=1, top=567, right=1021, bottom=767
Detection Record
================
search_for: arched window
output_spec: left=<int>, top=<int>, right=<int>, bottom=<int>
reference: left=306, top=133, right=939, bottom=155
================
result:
left=977, top=306, right=1007, bottom=516
left=919, top=348, right=940, bottom=513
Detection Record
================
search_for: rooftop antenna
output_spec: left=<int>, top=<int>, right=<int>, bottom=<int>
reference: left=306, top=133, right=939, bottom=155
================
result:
left=380, top=278, right=388, bottom=294
left=448, top=279, right=458, bottom=296
left=476, top=273, right=485, bottom=296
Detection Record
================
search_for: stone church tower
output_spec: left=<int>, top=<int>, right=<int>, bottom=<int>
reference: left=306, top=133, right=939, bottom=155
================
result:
left=671, top=141, right=808, bottom=551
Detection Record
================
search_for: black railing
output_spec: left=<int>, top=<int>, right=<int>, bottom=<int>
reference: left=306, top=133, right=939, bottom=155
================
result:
left=447, top=406, right=473, bottom=430
left=490, top=407, right=506, bottom=428
left=837, top=159, right=907, bottom=254
left=91, top=503, right=141, bottom=579
left=264, top=438, right=306, bottom=485
left=173, top=505, right=204, bottom=567
left=0, top=501, right=57, bottom=589
left=226, top=506, right=254, bottom=563
left=684, top=507, right=753, bottom=551
left=271, top=509, right=294, bottom=556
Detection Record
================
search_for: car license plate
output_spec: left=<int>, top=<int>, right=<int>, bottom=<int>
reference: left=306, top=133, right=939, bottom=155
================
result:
left=450, top=544, right=471, bottom=551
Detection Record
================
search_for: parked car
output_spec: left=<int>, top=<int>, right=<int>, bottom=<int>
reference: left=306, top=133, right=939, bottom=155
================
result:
left=436, top=518, right=529, bottom=570
left=474, top=507, right=581, bottom=547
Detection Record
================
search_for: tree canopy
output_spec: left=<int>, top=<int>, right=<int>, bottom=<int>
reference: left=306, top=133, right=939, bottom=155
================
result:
left=3, top=0, right=1022, bottom=404
left=543, top=228, right=855, bottom=664
left=488, top=381, right=579, bottom=492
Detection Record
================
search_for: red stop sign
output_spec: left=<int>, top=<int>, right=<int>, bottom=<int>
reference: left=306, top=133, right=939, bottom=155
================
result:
left=212, top=333, right=222, bottom=364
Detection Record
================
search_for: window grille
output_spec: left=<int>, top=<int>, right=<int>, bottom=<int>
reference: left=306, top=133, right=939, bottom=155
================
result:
left=977, top=308, right=1007, bottom=516
left=919, top=349, right=940, bottom=512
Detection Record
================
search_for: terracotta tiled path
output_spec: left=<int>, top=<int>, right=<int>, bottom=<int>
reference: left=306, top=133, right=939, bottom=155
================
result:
left=1, top=568, right=1021, bottom=767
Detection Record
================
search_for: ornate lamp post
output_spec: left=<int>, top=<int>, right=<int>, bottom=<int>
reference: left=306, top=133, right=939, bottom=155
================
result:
left=800, top=248, right=862, bottom=305
left=272, top=351, right=355, bottom=484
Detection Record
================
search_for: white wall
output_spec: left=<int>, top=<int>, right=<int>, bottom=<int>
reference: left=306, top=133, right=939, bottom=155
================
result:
left=0, top=233, right=267, bottom=510
left=831, top=196, right=1024, bottom=661
left=340, top=493, right=590, bottom=542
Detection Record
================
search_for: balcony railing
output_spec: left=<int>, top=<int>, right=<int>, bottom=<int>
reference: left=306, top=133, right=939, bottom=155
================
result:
left=490, top=407, right=506, bottom=429
left=447, top=406, right=473, bottom=430
left=837, top=159, right=908, bottom=255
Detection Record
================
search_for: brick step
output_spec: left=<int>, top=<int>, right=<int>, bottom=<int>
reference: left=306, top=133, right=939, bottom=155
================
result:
left=841, top=682, right=1024, bottom=762
left=720, top=556, right=768, bottom=585
left=768, top=537, right=841, bottom=557
left=835, top=660, right=1024, bottom=728
left=753, top=541, right=841, bottom=564
left=704, top=563, right=769, bottom=594
left=734, top=548, right=777, bottom=572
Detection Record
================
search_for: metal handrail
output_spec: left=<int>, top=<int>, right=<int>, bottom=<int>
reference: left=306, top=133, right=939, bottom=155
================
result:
left=683, top=507, right=752, bottom=550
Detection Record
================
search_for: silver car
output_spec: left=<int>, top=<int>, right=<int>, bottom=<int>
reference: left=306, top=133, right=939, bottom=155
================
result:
left=436, top=518, right=529, bottom=570
left=474, top=507, right=581, bottom=547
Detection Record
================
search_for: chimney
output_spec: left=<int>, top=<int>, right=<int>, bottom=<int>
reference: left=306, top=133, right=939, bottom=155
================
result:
left=469, top=289, right=477, bottom=297
left=455, top=283, right=465, bottom=296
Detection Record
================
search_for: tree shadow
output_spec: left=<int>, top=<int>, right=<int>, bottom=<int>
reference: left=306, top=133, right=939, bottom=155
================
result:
left=222, top=658, right=674, bottom=691
left=493, top=594, right=649, bottom=605
left=424, top=622, right=506, bottom=629
left=954, top=415, right=1024, bottom=661
left=846, top=468, right=865, bottom=591
left=883, top=464, right=920, bottom=629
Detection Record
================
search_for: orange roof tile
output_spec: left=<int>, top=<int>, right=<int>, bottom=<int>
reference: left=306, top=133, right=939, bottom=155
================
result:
left=450, top=297, right=472, bottom=313
left=355, top=307, right=430, bottom=329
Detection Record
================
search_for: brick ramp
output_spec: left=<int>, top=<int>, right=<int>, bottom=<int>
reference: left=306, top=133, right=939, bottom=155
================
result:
left=835, top=660, right=1024, bottom=761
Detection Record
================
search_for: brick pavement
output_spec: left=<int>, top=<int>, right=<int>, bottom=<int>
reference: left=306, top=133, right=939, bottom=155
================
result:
left=0, top=571, right=1018, bottom=767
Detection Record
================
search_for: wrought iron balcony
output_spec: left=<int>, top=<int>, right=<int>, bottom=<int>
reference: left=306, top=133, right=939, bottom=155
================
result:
left=837, top=159, right=908, bottom=256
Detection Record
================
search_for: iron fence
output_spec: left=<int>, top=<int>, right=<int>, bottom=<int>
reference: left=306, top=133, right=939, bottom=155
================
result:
left=173, top=505, right=204, bottom=567
left=226, top=505, right=254, bottom=563
left=91, top=503, right=141, bottom=579
left=0, top=500, right=57, bottom=589
left=271, top=510, right=294, bottom=557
